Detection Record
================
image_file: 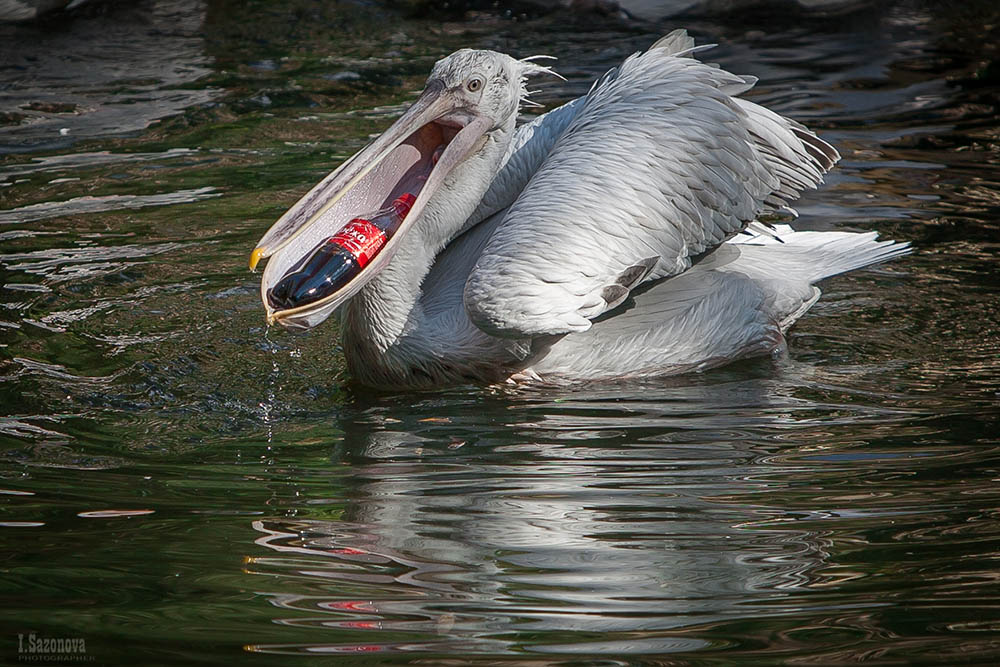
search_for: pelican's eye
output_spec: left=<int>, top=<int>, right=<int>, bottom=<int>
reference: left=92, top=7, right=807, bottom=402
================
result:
left=466, top=76, right=484, bottom=93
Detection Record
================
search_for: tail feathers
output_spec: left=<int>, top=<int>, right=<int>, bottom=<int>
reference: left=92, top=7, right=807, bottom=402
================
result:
left=799, top=233, right=910, bottom=283
left=730, top=225, right=911, bottom=284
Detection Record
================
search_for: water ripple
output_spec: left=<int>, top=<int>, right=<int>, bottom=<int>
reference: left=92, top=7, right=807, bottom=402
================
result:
left=0, top=188, right=221, bottom=224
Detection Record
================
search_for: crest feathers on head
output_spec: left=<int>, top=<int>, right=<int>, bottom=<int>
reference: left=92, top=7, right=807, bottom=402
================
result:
left=517, top=55, right=564, bottom=110
left=518, top=55, right=564, bottom=80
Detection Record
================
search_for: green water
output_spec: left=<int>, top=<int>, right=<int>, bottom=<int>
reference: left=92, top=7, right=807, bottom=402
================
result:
left=1, top=0, right=999, bottom=664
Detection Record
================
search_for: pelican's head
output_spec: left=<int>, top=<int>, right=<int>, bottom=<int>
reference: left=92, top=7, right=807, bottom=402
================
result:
left=251, top=49, right=554, bottom=330
left=426, top=49, right=535, bottom=128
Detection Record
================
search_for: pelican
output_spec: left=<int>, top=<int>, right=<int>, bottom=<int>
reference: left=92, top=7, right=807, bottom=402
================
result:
left=250, top=30, right=908, bottom=389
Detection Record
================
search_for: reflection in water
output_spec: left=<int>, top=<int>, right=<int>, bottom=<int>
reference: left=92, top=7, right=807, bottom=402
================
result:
left=249, top=485, right=828, bottom=654
left=245, top=379, right=924, bottom=656
left=235, top=371, right=998, bottom=661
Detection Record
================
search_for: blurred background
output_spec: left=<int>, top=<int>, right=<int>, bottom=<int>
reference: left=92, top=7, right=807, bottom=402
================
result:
left=1, top=1, right=998, bottom=663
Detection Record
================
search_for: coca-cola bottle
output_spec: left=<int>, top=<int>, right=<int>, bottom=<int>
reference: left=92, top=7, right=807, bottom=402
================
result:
left=267, top=193, right=416, bottom=310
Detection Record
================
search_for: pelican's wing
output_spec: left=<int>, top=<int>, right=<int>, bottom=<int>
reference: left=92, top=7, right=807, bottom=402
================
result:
left=465, top=30, right=704, bottom=233
left=464, top=32, right=838, bottom=338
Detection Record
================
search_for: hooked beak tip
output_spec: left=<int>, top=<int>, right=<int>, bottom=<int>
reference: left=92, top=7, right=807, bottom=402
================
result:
left=250, top=247, right=266, bottom=272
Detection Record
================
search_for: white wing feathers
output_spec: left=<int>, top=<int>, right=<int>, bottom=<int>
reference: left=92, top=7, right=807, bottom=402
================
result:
left=463, top=32, right=839, bottom=338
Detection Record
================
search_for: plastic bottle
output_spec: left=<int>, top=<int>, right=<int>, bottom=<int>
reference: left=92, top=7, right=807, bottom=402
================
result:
left=267, top=193, right=416, bottom=310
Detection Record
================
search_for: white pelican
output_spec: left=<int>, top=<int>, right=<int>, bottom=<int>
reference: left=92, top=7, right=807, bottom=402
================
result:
left=251, top=30, right=908, bottom=389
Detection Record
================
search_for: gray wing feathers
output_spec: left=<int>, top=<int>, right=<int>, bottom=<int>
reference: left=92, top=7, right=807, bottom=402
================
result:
left=734, top=98, right=839, bottom=212
left=465, top=35, right=839, bottom=338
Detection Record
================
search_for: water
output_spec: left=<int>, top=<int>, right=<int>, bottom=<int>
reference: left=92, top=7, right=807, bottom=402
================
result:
left=1, top=0, right=998, bottom=663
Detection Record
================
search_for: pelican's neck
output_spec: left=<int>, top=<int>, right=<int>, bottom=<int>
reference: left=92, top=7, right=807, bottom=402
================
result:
left=342, top=121, right=514, bottom=356
left=342, top=234, right=435, bottom=352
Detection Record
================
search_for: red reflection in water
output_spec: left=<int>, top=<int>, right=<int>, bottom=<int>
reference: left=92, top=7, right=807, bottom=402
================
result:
left=336, top=620, right=380, bottom=630
left=321, top=600, right=377, bottom=612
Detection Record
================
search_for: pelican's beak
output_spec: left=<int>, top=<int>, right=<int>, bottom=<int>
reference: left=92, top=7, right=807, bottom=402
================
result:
left=252, top=79, right=492, bottom=330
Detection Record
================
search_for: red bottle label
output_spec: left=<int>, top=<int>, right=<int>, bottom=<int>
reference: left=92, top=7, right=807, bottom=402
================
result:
left=328, top=219, right=386, bottom=268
